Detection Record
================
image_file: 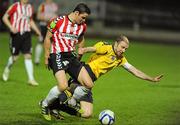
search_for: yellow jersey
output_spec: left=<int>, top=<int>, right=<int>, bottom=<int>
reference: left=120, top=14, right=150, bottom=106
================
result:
left=88, top=42, right=128, bottom=78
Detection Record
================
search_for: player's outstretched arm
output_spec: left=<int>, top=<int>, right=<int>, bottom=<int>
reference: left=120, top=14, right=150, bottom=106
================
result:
left=127, top=65, right=163, bottom=83
left=78, top=47, right=96, bottom=55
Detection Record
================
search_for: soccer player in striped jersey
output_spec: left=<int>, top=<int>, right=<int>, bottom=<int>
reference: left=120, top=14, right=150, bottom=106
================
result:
left=2, top=0, right=42, bottom=86
left=40, top=3, right=94, bottom=121
left=34, top=0, right=58, bottom=65
left=47, top=35, right=163, bottom=119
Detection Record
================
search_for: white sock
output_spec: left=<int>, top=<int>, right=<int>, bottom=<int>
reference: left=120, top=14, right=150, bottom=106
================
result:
left=34, top=43, right=43, bottom=63
left=24, top=59, right=34, bottom=81
left=42, top=86, right=61, bottom=107
left=73, top=86, right=89, bottom=100
left=6, top=56, right=14, bottom=69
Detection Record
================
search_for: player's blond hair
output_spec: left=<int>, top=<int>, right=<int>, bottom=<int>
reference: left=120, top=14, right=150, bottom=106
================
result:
left=116, top=35, right=129, bottom=44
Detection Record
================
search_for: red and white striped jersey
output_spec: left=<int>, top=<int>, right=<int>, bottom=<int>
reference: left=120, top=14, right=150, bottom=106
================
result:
left=7, top=2, right=33, bottom=34
left=39, top=2, right=58, bottom=25
left=47, top=15, right=87, bottom=53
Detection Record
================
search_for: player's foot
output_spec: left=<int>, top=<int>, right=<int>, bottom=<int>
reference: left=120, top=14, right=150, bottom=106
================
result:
left=2, top=67, right=10, bottom=82
left=28, top=80, right=39, bottom=86
left=76, top=108, right=84, bottom=117
left=39, top=100, right=51, bottom=121
left=67, top=98, right=84, bottom=116
left=50, top=110, right=65, bottom=120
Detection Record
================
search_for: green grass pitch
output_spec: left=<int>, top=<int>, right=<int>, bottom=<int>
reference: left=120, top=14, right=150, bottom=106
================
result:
left=0, top=32, right=180, bottom=125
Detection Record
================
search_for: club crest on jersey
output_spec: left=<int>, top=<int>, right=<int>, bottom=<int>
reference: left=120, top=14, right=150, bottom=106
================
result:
left=61, top=33, right=78, bottom=40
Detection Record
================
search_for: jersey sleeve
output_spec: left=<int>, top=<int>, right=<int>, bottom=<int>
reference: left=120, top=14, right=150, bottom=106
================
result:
left=47, top=16, right=63, bottom=33
left=79, top=23, right=87, bottom=38
left=95, top=45, right=109, bottom=54
left=83, top=24, right=87, bottom=33
left=121, top=57, right=132, bottom=69
left=7, top=3, right=17, bottom=16
left=93, top=41, right=105, bottom=48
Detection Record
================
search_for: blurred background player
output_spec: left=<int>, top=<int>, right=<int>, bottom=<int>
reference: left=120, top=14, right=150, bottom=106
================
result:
left=34, top=0, right=58, bottom=65
left=41, top=35, right=163, bottom=119
left=2, top=0, right=42, bottom=86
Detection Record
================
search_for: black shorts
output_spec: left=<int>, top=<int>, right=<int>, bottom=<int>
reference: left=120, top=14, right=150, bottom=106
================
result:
left=84, top=64, right=97, bottom=82
left=68, top=63, right=97, bottom=85
left=39, top=25, right=47, bottom=42
left=10, top=32, right=32, bottom=55
left=48, top=52, right=83, bottom=80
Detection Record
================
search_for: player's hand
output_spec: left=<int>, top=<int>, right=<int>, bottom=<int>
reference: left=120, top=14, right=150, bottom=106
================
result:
left=77, top=54, right=83, bottom=61
left=78, top=47, right=85, bottom=55
left=45, top=57, right=51, bottom=70
left=10, top=27, right=18, bottom=34
left=38, top=35, right=43, bottom=42
left=152, top=74, right=164, bottom=82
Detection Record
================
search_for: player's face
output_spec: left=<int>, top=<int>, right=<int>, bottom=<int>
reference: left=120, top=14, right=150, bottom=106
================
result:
left=75, top=12, right=89, bottom=24
left=115, top=41, right=129, bottom=57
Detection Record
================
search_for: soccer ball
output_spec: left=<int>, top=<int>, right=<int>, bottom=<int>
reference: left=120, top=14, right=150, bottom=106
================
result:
left=99, top=109, right=115, bottom=125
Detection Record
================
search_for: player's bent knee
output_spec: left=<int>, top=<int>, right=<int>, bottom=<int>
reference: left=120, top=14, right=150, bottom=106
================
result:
left=57, top=82, right=68, bottom=92
left=24, top=54, right=32, bottom=59
left=83, top=80, right=94, bottom=89
left=87, top=82, right=94, bottom=89
left=80, top=101, right=93, bottom=118
left=81, top=111, right=92, bottom=118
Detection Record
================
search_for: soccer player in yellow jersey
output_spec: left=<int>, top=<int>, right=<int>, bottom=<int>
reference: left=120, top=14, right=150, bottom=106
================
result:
left=42, top=35, right=163, bottom=119
left=79, top=35, right=163, bottom=82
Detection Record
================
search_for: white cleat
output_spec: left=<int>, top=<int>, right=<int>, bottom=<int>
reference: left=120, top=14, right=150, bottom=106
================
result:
left=2, top=67, right=10, bottom=82
left=28, top=80, right=39, bottom=86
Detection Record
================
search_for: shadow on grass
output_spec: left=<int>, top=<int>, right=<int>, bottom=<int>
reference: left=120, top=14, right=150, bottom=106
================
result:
left=0, top=112, right=99, bottom=125
left=0, top=113, right=54, bottom=125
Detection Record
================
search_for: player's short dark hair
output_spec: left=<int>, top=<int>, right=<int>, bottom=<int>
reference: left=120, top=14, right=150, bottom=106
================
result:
left=73, top=3, right=91, bottom=15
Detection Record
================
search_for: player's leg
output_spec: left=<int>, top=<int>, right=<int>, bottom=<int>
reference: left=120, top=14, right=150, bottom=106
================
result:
left=24, top=53, right=39, bottom=86
left=58, top=80, right=92, bottom=116
left=49, top=86, right=93, bottom=118
left=2, top=33, right=20, bottom=81
left=79, top=86, right=93, bottom=118
left=40, top=85, right=62, bottom=121
left=40, top=53, right=71, bottom=121
left=74, top=64, right=97, bottom=103
left=80, top=101, right=93, bottom=118
left=34, top=42, right=43, bottom=65
left=34, top=25, right=46, bottom=65
left=40, top=70, right=69, bottom=121
left=22, top=32, right=38, bottom=86
left=66, top=60, right=94, bottom=105
left=78, top=66, right=94, bottom=89
left=2, top=55, right=19, bottom=81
